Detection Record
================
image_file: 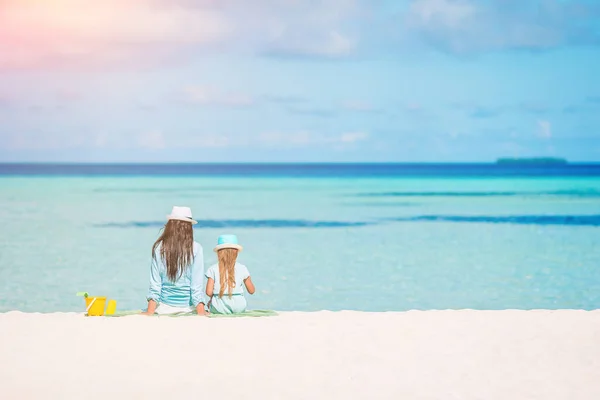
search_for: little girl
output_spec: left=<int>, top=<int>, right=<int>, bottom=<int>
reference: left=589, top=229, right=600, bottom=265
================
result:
left=205, top=234, right=255, bottom=314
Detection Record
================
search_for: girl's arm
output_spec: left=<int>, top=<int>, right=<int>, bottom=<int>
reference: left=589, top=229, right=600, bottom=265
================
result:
left=190, top=245, right=206, bottom=315
left=244, top=276, right=255, bottom=295
left=206, top=277, right=215, bottom=298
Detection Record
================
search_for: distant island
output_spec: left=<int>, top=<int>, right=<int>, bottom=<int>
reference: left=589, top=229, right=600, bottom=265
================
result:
left=496, top=157, right=568, bottom=165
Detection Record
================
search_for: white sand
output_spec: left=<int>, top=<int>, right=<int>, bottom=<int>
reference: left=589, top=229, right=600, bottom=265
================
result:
left=1, top=310, right=599, bottom=400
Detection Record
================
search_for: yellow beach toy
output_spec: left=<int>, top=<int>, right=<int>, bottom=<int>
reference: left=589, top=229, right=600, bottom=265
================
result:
left=77, top=292, right=117, bottom=316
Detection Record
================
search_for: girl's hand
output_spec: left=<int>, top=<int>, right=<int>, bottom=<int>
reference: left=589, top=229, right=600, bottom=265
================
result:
left=244, top=276, right=255, bottom=295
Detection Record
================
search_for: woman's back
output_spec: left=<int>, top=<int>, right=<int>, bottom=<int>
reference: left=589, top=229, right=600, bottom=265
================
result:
left=148, top=241, right=203, bottom=307
left=144, top=206, right=206, bottom=315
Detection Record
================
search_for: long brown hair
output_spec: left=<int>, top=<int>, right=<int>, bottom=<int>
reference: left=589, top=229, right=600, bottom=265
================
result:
left=152, top=220, right=194, bottom=282
left=218, top=248, right=238, bottom=298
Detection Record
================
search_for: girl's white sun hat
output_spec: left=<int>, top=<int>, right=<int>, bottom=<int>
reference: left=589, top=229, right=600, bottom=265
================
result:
left=166, top=206, right=197, bottom=225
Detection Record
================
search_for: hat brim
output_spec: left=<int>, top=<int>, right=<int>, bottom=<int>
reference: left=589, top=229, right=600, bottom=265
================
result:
left=167, top=215, right=198, bottom=225
left=213, top=243, right=243, bottom=252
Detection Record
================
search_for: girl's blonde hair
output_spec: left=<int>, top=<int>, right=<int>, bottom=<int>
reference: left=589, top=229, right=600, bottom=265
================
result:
left=218, top=248, right=239, bottom=298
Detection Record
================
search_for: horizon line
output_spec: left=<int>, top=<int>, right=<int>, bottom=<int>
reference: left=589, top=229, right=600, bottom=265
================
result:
left=3, top=161, right=600, bottom=166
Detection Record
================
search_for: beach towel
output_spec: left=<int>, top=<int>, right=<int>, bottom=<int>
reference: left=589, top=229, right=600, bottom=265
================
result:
left=103, top=309, right=278, bottom=318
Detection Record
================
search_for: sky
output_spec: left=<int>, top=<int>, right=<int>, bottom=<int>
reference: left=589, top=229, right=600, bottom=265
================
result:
left=0, top=0, right=599, bottom=162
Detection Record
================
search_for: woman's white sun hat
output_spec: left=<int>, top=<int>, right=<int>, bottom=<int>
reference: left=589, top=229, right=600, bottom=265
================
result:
left=167, top=206, right=197, bottom=225
left=213, top=234, right=243, bottom=252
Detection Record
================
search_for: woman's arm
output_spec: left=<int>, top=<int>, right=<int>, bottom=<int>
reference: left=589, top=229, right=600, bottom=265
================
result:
left=206, top=277, right=215, bottom=298
left=244, top=276, right=255, bottom=295
left=145, top=299, right=158, bottom=315
left=190, top=244, right=206, bottom=315
left=144, top=257, right=161, bottom=315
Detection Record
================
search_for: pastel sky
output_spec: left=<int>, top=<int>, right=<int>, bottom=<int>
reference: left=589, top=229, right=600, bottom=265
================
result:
left=1, top=0, right=599, bottom=162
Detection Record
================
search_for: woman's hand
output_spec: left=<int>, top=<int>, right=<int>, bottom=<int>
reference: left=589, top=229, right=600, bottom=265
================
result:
left=196, top=302, right=208, bottom=316
left=143, top=299, right=157, bottom=315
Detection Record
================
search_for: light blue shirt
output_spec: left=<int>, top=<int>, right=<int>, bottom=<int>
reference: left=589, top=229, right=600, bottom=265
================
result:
left=146, top=241, right=205, bottom=308
left=205, top=262, right=250, bottom=314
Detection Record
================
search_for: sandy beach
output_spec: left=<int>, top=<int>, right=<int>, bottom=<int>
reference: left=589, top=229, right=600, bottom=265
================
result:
left=1, top=310, right=599, bottom=400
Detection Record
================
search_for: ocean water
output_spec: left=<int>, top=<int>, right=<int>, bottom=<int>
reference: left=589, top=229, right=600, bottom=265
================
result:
left=1, top=163, right=600, bottom=313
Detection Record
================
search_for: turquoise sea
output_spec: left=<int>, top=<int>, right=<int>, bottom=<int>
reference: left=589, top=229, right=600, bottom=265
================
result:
left=1, top=163, right=599, bottom=313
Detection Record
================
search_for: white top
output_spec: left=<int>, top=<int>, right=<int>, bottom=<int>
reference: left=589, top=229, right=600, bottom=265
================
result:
left=205, top=262, right=250, bottom=296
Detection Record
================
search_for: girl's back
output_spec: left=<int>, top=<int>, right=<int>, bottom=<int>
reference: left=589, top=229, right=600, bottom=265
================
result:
left=205, top=234, right=255, bottom=315
left=205, top=262, right=250, bottom=314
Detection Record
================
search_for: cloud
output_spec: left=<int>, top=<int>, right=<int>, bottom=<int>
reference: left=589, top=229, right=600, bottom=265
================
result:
left=3, top=0, right=595, bottom=71
left=182, top=86, right=254, bottom=107
left=537, top=120, right=552, bottom=139
left=519, top=102, right=550, bottom=114
left=259, top=131, right=369, bottom=147
left=137, top=130, right=166, bottom=150
left=403, top=0, right=600, bottom=54
left=469, top=106, right=502, bottom=119
left=5, top=129, right=86, bottom=150
left=587, top=96, right=600, bottom=104
left=140, top=131, right=234, bottom=149
left=186, top=134, right=231, bottom=148
left=498, top=141, right=526, bottom=156
left=27, top=105, right=45, bottom=114
left=259, top=131, right=314, bottom=147
left=237, top=0, right=363, bottom=59
left=0, top=89, right=83, bottom=111
left=339, top=132, right=369, bottom=143
left=262, top=29, right=355, bottom=59
left=341, top=100, right=382, bottom=113
left=455, top=102, right=550, bottom=118
left=55, top=89, right=83, bottom=103
left=561, top=97, right=600, bottom=114
left=409, top=0, right=476, bottom=29
left=93, top=132, right=111, bottom=149
left=0, top=0, right=230, bottom=71
left=113, top=131, right=233, bottom=150
left=287, top=107, right=337, bottom=118
left=0, top=0, right=364, bottom=71
left=266, top=96, right=382, bottom=116
left=138, top=104, right=158, bottom=113
left=269, top=97, right=382, bottom=117
left=563, top=105, right=587, bottom=114
left=3, top=129, right=368, bottom=151
left=405, top=103, right=423, bottom=112
left=262, top=95, right=308, bottom=105
left=452, top=102, right=502, bottom=118
left=0, top=95, right=12, bottom=109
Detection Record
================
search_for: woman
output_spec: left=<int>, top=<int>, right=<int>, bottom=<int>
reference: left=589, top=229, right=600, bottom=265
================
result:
left=205, top=234, right=255, bottom=314
left=144, top=206, right=206, bottom=315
